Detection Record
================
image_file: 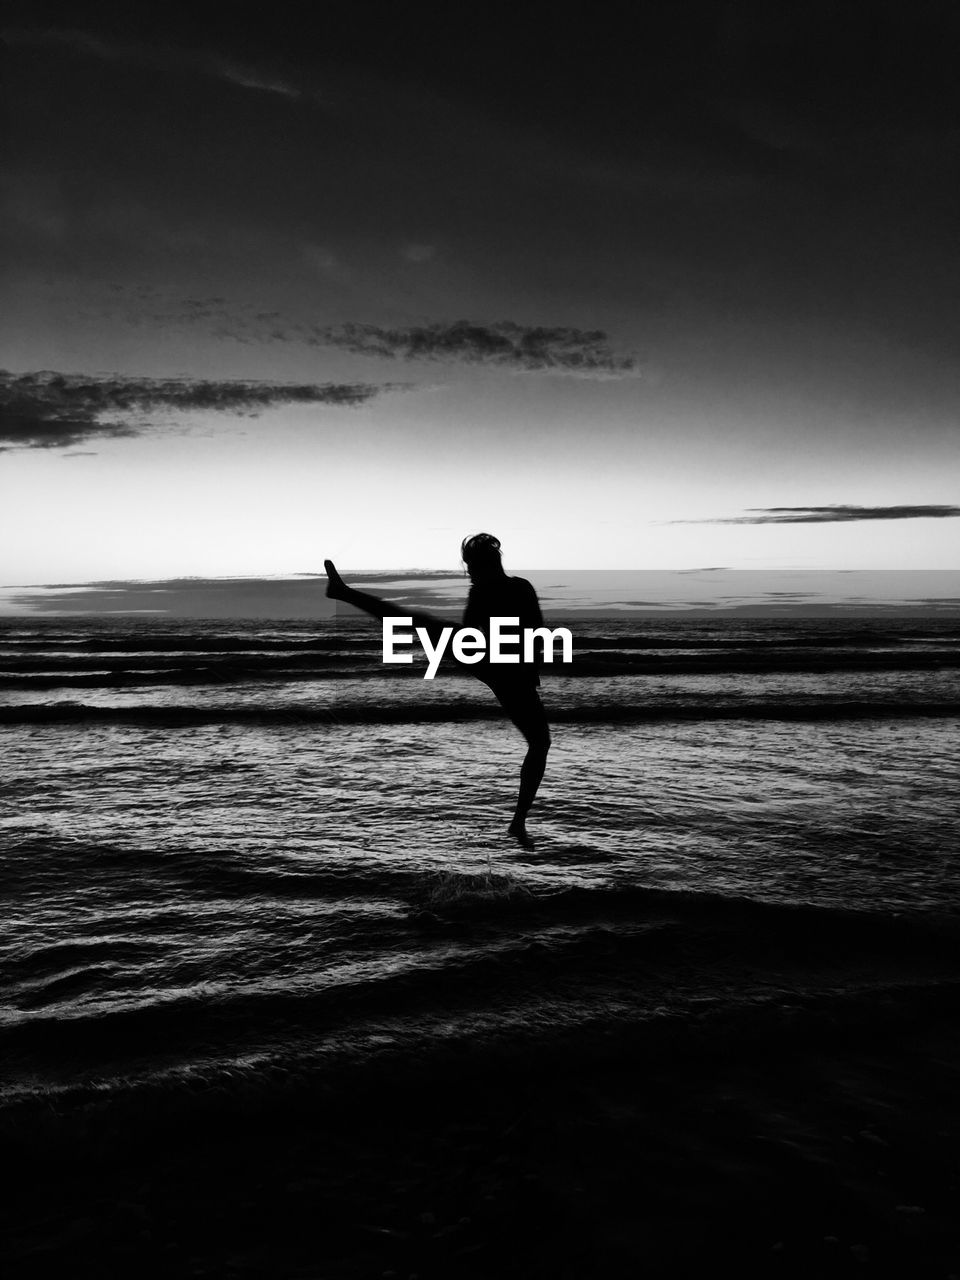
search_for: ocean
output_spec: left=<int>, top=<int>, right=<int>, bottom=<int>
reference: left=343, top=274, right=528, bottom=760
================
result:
left=2, top=611, right=959, bottom=1117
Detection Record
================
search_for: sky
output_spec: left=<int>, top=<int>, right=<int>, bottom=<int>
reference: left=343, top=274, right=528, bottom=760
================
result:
left=2, top=1, right=959, bottom=608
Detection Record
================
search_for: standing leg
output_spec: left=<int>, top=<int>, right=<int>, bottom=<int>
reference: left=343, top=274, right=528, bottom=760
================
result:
left=492, top=683, right=551, bottom=849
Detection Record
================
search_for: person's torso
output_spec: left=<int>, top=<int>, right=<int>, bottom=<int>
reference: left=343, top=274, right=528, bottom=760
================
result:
left=463, top=576, right=542, bottom=686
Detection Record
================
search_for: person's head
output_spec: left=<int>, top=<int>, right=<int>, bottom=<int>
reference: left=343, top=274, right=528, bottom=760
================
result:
left=461, top=532, right=504, bottom=583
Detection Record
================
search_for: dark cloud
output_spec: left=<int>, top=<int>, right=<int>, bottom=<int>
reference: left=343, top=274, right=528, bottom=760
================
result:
left=106, top=304, right=641, bottom=380
left=325, top=571, right=459, bottom=583
left=0, top=574, right=467, bottom=618
left=0, top=371, right=398, bottom=450
left=682, top=505, right=960, bottom=525
left=314, top=321, right=640, bottom=378
left=1, top=577, right=336, bottom=618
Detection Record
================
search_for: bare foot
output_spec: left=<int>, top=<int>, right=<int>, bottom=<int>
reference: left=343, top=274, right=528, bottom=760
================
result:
left=324, top=559, right=347, bottom=601
left=508, top=819, right=535, bottom=851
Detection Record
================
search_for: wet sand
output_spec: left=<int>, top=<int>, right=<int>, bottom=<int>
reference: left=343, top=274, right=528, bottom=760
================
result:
left=4, top=1008, right=960, bottom=1279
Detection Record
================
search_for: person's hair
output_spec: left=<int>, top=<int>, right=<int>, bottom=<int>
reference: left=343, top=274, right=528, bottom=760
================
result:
left=461, top=532, right=502, bottom=567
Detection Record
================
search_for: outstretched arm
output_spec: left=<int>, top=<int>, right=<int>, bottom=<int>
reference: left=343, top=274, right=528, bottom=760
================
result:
left=324, top=560, right=455, bottom=645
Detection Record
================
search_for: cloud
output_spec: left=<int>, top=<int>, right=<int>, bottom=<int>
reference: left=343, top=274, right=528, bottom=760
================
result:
left=302, top=245, right=347, bottom=278
left=314, top=321, right=640, bottom=377
left=679, top=505, right=960, bottom=525
left=0, top=577, right=337, bottom=618
left=4, top=27, right=305, bottom=101
left=102, top=300, right=640, bottom=379
left=211, top=57, right=301, bottom=100
left=325, top=571, right=458, bottom=583
left=0, top=370, right=398, bottom=450
left=0, top=574, right=468, bottom=618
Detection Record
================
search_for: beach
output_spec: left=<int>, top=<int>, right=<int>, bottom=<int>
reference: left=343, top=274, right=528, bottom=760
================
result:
left=5, top=977, right=960, bottom=1278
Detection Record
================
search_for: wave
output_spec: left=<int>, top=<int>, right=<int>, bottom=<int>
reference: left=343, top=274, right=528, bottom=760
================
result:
left=11, top=839, right=953, bottom=928
left=2, top=699, right=958, bottom=725
left=0, top=635, right=379, bottom=653
left=1, top=649, right=957, bottom=689
left=3, top=894, right=958, bottom=1117
left=4, top=874, right=957, bottom=1039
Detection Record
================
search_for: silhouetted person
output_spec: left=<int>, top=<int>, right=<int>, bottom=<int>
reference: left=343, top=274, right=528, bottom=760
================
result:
left=324, top=534, right=551, bottom=849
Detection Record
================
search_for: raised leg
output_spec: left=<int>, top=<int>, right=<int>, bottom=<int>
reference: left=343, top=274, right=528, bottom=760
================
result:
left=324, top=559, right=454, bottom=645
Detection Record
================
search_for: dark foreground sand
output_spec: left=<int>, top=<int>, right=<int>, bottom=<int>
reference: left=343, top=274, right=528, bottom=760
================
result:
left=4, top=1009, right=960, bottom=1279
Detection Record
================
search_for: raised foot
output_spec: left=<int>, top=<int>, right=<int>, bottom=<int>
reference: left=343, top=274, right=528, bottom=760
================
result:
left=508, top=820, right=535, bottom=851
left=324, top=559, right=347, bottom=600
